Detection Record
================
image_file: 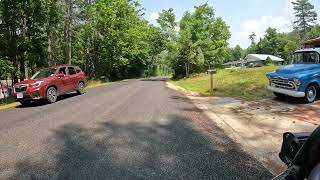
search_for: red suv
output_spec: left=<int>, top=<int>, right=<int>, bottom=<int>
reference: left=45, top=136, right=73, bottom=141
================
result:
left=13, top=65, right=86, bottom=105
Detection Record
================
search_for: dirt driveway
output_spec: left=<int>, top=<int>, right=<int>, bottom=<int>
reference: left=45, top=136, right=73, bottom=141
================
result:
left=167, top=82, right=319, bottom=175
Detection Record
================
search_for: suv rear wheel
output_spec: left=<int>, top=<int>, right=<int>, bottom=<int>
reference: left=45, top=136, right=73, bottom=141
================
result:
left=304, top=84, right=318, bottom=103
left=47, top=87, right=58, bottom=103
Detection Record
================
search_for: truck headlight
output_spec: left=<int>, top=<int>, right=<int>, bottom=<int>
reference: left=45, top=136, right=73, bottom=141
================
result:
left=293, top=78, right=301, bottom=86
left=31, top=81, right=44, bottom=87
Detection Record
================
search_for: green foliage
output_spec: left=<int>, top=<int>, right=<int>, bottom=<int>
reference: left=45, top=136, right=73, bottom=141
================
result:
left=170, top=4, right=230, bottom=78
left=255, top=28, right=300, bottom=64
left=265, top=57, right=272, bottom=65
left=292, top=0, right=317, bottom=39
left=307, top=25, right=320, bottom=39
left=230, top=45, right=245, bottom=61
left=0, top=0, right=166, bottom=82
left=0, top=59, right=13, bottom=79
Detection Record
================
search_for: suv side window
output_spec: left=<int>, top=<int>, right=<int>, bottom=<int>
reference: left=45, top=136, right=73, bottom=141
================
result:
left=59, top=67, right=67, bottom=75
left=76, top=67, right=81, bottom=74
left=68, top=67, right=77, bottom=75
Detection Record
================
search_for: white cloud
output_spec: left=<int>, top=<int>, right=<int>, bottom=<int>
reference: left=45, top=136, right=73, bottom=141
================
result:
left=240, top=15, right=293, bottom=43
left=285, top=0, right=296, bottom=14
left=236, top=0, right=295, bottom=48
left=150, top=12, right=159, bottom=21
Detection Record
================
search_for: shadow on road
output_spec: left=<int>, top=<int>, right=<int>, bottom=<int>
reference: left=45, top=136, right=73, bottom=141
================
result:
left=140, top=77, right=169, bottom=82
left=272, top=95, right=307, bottom=104
left=8, top=113, right=272, bottom=179
left=16, top=93, right=80, bottom=108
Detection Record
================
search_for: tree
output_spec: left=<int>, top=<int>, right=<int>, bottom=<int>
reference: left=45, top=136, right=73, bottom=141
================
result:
left=157, top=8, right=177, bottom=41
left=292, top=0, right=317, bottom=40
left=265, top=56, right=272, bottom=65
left=45, top=0, right=62, bottom=66
left=231, top=45, right=244, bottom=61
left=157, top=8, right=179, bottom=76
left=64, top=0, right=72, bottom=65
left=255, top=28, right=300, bottom=64
left=247, top=32, right=257, bottom=54
left=249, top=32, right=257, bottom=44
left=171, top=4, right=230, bottom=78
left=307, top=25, right=320, bottom=39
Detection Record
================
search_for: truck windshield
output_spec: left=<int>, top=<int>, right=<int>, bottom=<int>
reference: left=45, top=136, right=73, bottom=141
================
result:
left=293, top=52, right=320, bottom=64
left=31, top=68, right=57, bottom=79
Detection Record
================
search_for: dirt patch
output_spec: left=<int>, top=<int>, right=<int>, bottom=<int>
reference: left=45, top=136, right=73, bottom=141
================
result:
left=166, top=82, right=318, bottom=175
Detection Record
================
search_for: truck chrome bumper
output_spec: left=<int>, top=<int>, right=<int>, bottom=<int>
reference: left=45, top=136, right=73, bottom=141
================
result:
left=267, top=86, right=305, bottom=97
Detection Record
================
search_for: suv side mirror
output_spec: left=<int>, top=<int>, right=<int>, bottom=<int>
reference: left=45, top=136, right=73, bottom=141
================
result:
left=56, top=73, right=65, bottom=78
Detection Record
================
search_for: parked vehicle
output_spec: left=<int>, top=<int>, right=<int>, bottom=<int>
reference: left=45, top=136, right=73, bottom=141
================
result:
left=266, top=48, right=320, bottom=103
left=13, top=65, right=86, bottom=105
left=273, top=126, right=320, bottom=180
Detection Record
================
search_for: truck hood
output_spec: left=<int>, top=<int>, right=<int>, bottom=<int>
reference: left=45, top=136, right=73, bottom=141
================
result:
left=275, top=64, right=320, bottom=74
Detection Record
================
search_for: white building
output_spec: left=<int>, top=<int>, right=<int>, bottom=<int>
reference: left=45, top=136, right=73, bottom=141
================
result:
left=245, top=54, right=284, bottom=67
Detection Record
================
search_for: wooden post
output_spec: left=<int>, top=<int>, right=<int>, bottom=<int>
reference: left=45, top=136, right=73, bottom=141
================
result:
left=207, top=69, right=216, bottom=95
left=210, top=73, right=213, bottom=94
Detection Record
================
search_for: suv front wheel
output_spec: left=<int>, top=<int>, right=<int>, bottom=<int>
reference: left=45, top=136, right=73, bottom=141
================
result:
left=47, top=87, right=58, bottom=103
left=77, top=82, right=86, bottom=95
left=304, top=85, right=318, bottom=103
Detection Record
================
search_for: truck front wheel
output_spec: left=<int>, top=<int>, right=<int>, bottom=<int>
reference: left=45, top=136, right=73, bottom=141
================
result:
left=304, top=85, right=318, bottom=103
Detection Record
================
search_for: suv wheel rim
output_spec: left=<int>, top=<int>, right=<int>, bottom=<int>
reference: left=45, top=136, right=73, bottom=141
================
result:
left=47, top=88, right=57, bottom=102
left=79, top=82, right=85, bottom=94
left=307, top=86, right=316, bottom=102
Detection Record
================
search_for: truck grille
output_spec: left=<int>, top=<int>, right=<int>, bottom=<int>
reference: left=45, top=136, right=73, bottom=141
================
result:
left=15, top=84, right=28, bottom=92
left=270, top=78, right=296, bottom=90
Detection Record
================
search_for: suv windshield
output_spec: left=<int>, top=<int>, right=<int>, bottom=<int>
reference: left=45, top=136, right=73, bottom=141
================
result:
left=31, top=68, right=57, bottom=80
left=293, top=52, right=320, bottom=64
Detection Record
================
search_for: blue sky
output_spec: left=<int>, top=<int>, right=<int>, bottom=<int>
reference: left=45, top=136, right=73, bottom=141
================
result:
left=140, top=0, right=320, bottom=48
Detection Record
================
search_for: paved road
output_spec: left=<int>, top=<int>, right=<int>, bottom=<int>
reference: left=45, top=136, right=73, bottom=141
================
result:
left=0, top=78, right=273, bottom=179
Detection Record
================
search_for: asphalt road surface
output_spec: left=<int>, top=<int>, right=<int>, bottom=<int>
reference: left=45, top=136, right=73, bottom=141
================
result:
left=0, top=78, right=273, bottom=180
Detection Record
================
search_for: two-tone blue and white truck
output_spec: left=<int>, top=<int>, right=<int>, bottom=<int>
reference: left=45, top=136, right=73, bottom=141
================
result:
left=267, top=48, right=320, bottom=103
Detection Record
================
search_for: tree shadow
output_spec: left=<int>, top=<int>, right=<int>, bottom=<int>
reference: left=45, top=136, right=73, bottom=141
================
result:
left=7, top=114, right=272, bottom=180
left=140, top=78, right=169, bottom=82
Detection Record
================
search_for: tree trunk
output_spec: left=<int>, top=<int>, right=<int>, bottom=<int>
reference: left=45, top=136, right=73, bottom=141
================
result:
left=48, top=30, right=53, bottom=66
left=20, top=4, right=28, bottom=81
left=0, top=81, right=5, bottom=98
left=64, top=0, right=72, bottom=65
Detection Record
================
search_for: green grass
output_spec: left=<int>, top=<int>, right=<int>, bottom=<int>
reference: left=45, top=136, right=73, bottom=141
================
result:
left=87, top=80, right=113, bottom=89
left=171, top=66, right=278, bottom=100
left=0, top=97, right=20, bottom=110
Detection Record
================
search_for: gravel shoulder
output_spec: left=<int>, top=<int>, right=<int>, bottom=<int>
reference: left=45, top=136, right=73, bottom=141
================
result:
left=167, top=81, right=317, bottom=174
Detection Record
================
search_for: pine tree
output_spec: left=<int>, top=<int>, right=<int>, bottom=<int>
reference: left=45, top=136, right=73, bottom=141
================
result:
left=292, top=0, right=317, bottom=40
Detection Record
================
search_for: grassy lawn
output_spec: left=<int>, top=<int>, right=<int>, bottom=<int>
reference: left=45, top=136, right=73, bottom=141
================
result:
left=171, top=66, right=278, bottom=100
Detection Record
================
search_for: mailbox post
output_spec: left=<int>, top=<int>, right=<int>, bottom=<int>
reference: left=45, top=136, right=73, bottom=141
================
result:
left=207, top=69, right=216, bottom=95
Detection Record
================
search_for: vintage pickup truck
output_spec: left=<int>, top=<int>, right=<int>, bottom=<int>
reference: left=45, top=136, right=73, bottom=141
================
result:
left=266, top=47, right=320, bottom=103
